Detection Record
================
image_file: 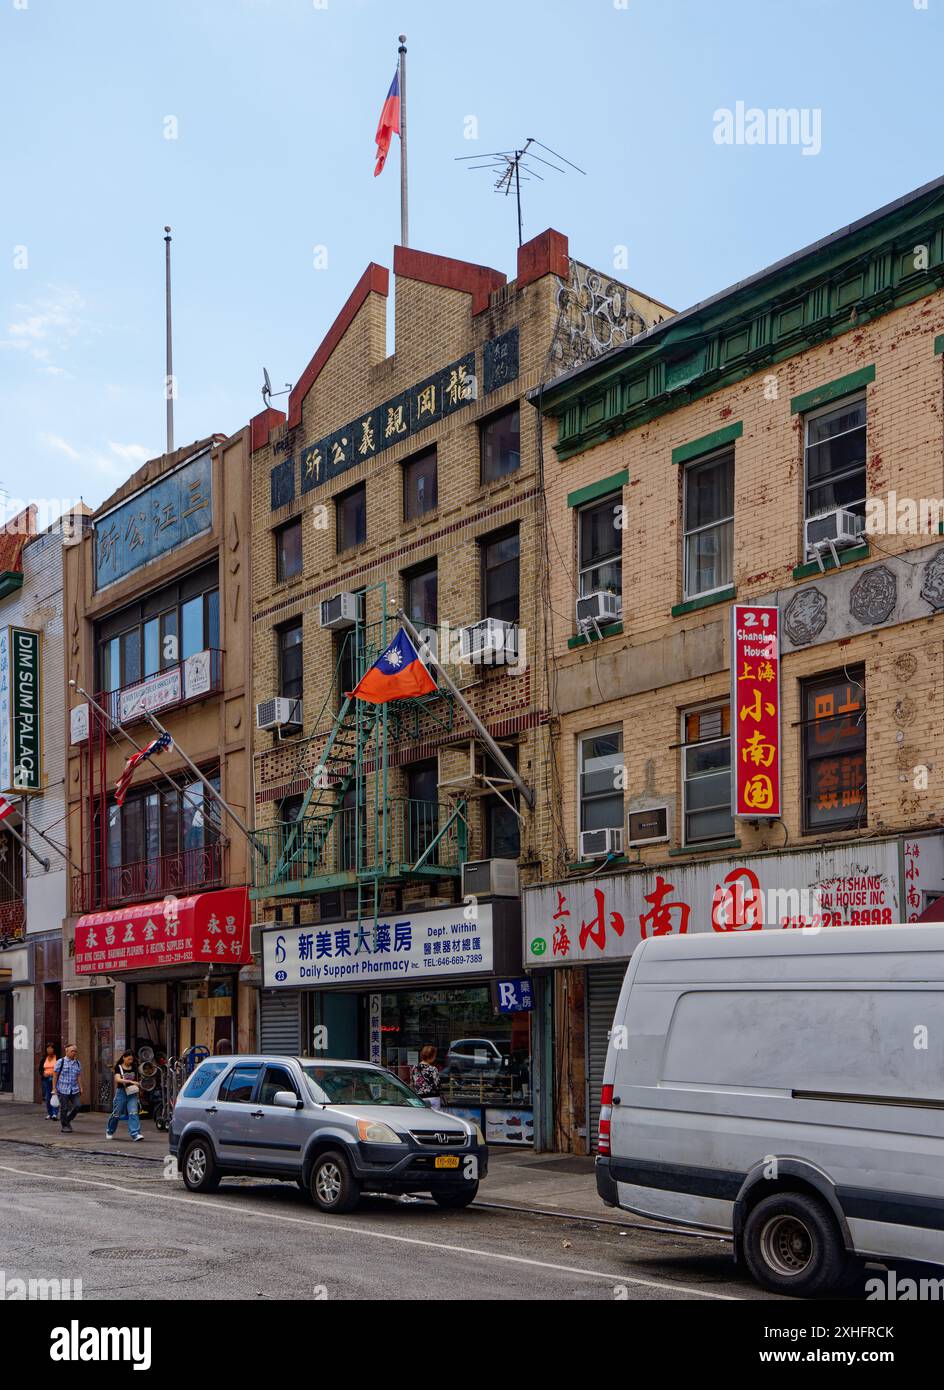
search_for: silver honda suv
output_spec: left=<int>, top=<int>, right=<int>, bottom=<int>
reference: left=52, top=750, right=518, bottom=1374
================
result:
left=169, top=1055, right=488, bottom=1213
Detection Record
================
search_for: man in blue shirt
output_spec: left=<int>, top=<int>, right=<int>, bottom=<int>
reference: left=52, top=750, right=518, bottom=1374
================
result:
left=53, top=1044, right=83, bottom=1132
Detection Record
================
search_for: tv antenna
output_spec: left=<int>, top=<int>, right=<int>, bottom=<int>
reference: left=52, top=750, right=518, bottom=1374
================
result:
left=261, top=367, right=292, bottom=407
left=456, top=137, right=586, bottom=247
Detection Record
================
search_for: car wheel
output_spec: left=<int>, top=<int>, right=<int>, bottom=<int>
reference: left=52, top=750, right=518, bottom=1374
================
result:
left=180, top=1137, right=220, bottom=1193
left=310, top=1150, right=360, bottom=1214
left=743, top=1192, right=848, bottom=1296
left=431, top=1182, right=479, bottom=1209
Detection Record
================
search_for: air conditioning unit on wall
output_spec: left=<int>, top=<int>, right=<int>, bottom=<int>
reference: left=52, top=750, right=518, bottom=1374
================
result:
left=626, top=805, right=670, bottom=848
left=579, top=827, right=623, bottom=860
left=805, top=508, right=862, bottom=556
left=320, top=592, right=360, bottom=630
left=576, top=590, right=621, bottom=628
left=461, top=859, right=520, bottom=898
left=460, top=618, right=518, bottom=665
left=256, top=697, right=302, bottom=732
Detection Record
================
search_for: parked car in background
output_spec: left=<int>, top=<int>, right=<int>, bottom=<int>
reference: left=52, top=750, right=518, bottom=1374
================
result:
left=596, top=925, right=944, bottom=1297
left=170, top=1055, right=487, bottom=1213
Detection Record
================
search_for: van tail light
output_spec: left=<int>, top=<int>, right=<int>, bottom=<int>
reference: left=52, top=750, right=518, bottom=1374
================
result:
left=597, top=1083, right=614, bottom=1156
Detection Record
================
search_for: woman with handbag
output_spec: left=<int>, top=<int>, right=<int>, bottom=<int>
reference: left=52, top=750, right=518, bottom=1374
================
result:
left=105, top=1051, right=143, bottom=1142
left=39, top=1043, right=59, bottom=1119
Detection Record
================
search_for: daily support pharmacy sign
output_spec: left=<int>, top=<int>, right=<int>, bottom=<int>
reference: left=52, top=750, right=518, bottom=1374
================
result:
left=0, top=626, right=41, bottom=793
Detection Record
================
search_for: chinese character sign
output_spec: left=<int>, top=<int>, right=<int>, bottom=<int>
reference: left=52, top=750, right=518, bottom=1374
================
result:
left=731, top=603, right=781, bottom=818
left=75, top=888, right=250, bottom=973
left=93, top=451, right=212, bottom=590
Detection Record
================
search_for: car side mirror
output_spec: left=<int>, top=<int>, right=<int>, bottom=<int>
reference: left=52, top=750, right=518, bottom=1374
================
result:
left=273, top=1090, right=303, bottom=1109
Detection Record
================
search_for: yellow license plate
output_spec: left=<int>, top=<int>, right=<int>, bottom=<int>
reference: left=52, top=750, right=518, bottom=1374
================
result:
left=435, top=1155, right=460, bottom=1169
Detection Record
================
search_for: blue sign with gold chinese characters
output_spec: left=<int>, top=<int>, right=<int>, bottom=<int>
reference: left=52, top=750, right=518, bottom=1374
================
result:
left=271, top=328, right=520, bottom=509
left=94, top=452, right=213, bottom=590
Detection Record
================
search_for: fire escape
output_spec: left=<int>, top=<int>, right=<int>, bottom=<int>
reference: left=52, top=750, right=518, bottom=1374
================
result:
left=251, top=584, right=469, bottom=924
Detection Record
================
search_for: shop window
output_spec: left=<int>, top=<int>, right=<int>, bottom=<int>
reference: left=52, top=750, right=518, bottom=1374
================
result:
left=804, top=394, right=867, bottom=550
left=683, top=448, right=734, bottom=599
left=336, top=482, right=366, bottom=552
left=578, top=494, right=622, bottom=600
left=681, top=703, right=733, bottom=845
left=480, top=404, right=521, bottom=482
left=480, top=525, right=520, bottom=624
left=278, top=618, right=303, bottom=702
left=403, top=447, right=438, bottom=520
left=802, top=668, right=866, bottom=832
left=578, top=728, right=624, bottom=834
left=275, top=517, right=303, bottom=583
left=218, top=1063, right=261, bottom=1104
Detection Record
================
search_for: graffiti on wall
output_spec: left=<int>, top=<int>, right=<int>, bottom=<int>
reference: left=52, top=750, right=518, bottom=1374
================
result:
left=551, top=261, right=650, bottom=373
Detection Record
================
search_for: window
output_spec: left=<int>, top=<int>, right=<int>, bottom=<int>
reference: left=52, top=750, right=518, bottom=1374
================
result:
left=95, top=563, right=219, bottom=692
left=484, top=747, right=520, bottom=858
left=278, top=794, right=304, bottom=824
left=278, top=618, right=303, bottom=702
left=578, top=495, right=621, bottom=599
left=181, top=1061, right=228, bottom=1100
left=336, top=483, right=366, bottom=552
left=335, top=599, right=365, bottom=709
left=578, top=729, right=624, bottom=834
left=804, top=395, right=867, bottom=541
left=258, top=1066, right=299, bottom=1104
left=480, top=405, right=521, bottom=482
left=802, top=669, right=866, bottom=832
left=683, top=448, right=734, bottom=599
left=481, top=526, right=520, bottom=624
left=681, top=704, right=733, bottom=845
left=275, top=517, right=303, bottom=582
left=218, top=1064, right=262, bottom=1104
left=403, top=447, right=438, bottom=520
left=406, top=760, right=439, bottom=864
left=404, top=560, right=437, bottom=628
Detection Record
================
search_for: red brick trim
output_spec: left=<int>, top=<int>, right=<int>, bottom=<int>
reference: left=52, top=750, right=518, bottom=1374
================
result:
left=393, top=245, right=506, bottom=317
left=286, top=263, right=390, bottom=430
left=516, top=229, right=569, bottom=289
left=250, top=407, right=286, bottom=454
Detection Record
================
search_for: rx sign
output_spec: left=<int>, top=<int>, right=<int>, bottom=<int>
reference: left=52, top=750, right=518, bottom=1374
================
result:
left=495, top=978, right=533, bottom=1013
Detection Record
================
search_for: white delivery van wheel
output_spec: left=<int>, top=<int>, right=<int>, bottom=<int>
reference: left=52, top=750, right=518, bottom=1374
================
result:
left=743, top=1192, right=848, bottom=1297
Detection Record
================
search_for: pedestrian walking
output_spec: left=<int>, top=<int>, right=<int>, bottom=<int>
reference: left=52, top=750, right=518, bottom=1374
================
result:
left=39, top=1043, right=59, bottom=1119
left=410, top=1044, right=442, bottom=1110
left=106, top=1050, right=143, bottom=1142
left=53, top=1044, right=83, bottom=1133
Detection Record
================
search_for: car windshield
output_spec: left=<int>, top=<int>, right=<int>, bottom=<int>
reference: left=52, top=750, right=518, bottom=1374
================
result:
left=301, top=1064, right=426, bottom=1107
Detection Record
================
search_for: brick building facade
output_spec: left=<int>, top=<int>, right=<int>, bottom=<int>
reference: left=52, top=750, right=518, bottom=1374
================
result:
left=527, top=174, right=944, bottom=1152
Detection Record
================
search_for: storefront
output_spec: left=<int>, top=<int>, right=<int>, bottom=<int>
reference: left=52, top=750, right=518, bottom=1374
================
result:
left=524, top=831, right=944, bottom=1153
left=73, top=887, right=252, bottom=1109
left=260, top=900, right=536, bottom=1145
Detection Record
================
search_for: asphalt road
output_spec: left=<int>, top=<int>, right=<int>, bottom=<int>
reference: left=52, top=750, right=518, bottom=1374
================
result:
left=0, top=1141, right=793, bottom=1302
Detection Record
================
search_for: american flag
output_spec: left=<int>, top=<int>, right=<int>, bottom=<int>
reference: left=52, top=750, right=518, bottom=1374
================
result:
left=114, top=731, right=172, bottom=806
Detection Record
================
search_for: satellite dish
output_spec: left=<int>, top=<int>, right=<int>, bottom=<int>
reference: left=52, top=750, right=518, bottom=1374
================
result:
left=261, top=368, right=291, bottom=405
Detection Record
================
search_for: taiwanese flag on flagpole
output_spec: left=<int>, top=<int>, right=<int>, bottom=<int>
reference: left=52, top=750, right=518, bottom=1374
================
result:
left=350, top=628, right=436, bottom=704
left=374, top=68, right=400, bottom=176
left=114, top=731, right=173, bottom=806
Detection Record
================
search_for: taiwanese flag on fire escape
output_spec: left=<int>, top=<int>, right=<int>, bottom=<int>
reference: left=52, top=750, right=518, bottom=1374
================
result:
left=349, top=628, right=436, bottom=704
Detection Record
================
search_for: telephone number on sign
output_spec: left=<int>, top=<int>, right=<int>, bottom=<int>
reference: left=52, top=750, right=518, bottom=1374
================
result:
left=780, top=909, right=894, bottom=929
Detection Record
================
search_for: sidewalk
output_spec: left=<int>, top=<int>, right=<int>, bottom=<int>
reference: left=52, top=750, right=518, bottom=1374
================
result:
left=0, top=1099, right=622, bottom=1225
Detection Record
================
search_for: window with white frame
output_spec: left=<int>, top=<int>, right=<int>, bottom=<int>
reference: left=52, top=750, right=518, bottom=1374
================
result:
left=577, top=494, right=622, bottom=600
left=683, top=447, right=734, bottom=599
left=578, top=727, right=624, bottom=835
left=681, top=703, right=733, bottom=845
left=803, top=394, right=867, bottom=550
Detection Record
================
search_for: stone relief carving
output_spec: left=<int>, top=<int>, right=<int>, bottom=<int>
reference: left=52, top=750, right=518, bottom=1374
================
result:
left=849, top=565, right=897, bottom=626
left=921, top=550, right=944, bottom=610
left=783, top=587, right=828, bottom=646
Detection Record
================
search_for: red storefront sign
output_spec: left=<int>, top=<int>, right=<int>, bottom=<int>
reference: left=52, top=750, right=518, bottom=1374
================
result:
left=75, top=887, right=251, bottom=974
left=731, top=603, right=781, bottom=818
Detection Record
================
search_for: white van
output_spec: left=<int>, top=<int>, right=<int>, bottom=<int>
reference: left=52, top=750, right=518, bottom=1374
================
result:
left=595, top=925, right=944, bottom=1296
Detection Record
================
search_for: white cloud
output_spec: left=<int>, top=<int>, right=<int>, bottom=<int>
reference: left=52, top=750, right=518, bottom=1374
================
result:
left=1, top=286, right=88, bottom=371
left=40, top=433, right=155, bottom=482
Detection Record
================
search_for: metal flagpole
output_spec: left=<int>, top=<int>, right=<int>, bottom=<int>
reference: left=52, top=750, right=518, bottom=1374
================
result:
left=2, top=812, right=49, bottom=873
left=164, top=226, right=175, bottom=454
left=398, top=35, right=409, bottom=247
left=396, top=609, right=535, bottom=808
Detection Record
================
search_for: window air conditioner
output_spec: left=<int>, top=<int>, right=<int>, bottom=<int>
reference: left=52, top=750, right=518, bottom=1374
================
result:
left=805, top=508, right=862, bottom=555
left=319, top=592, right=360, bottom=630
left=461, top=859, right=520, bottom=898
left=576, top=590, right=622, bottom=628
left=256, top=697, right=302, bottom=732
left=579, top=827, right=623, bottom=860
left=460, top=618, right=518, bottom=665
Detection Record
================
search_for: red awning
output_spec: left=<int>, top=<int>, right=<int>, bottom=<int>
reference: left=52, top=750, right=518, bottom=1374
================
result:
left=75, top=887, right=250, bottom=975
left=915, top=895, right=944, bottom=923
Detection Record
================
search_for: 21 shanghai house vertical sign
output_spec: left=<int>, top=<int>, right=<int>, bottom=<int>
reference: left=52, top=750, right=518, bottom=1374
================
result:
left=731, top=603, right=780, bottom=817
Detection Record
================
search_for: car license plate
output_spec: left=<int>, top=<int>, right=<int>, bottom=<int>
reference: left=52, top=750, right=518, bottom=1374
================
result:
left=435, top=1155, right=460, bottom=1169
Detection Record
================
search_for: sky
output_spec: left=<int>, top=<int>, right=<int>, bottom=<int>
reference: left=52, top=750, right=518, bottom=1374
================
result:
left=1, top=0, right=941, bottom=521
